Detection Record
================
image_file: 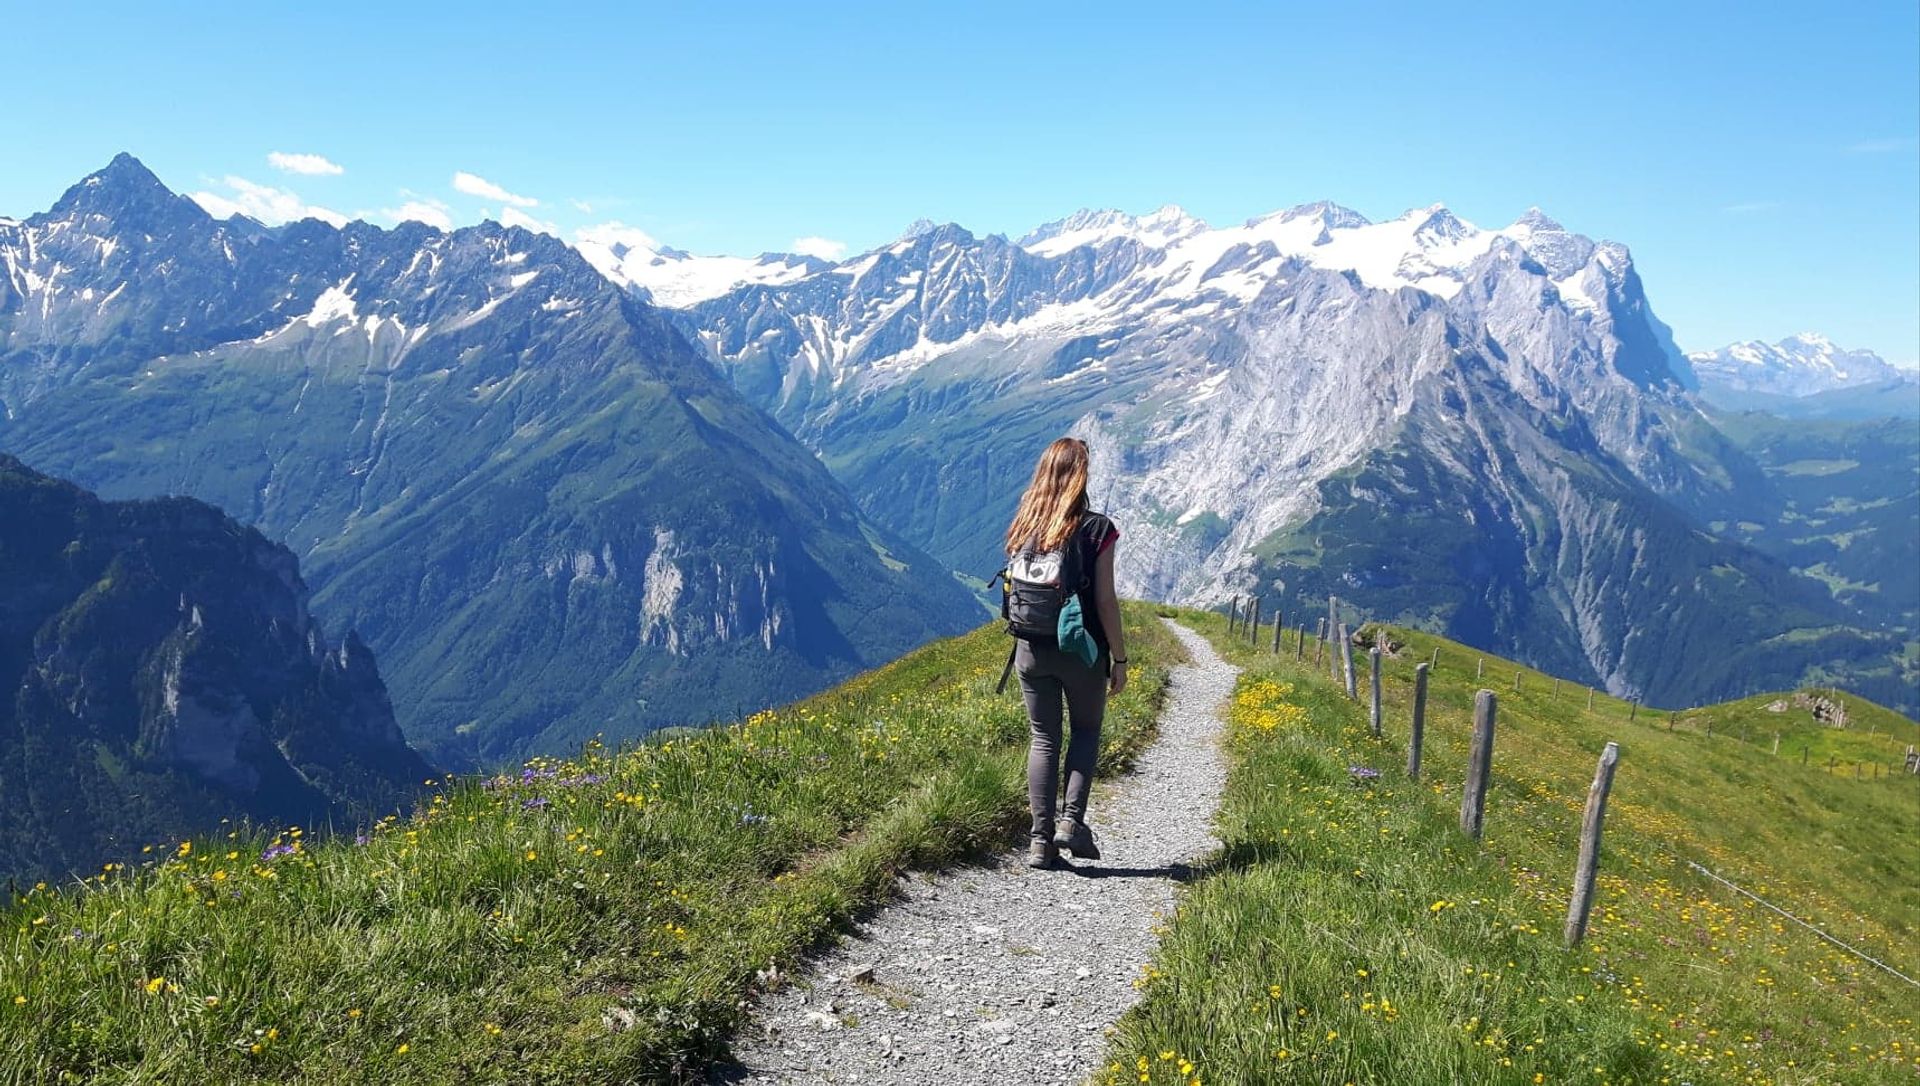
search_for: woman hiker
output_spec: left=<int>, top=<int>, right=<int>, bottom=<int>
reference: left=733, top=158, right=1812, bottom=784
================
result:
left=1001, top=437, right=1128, bottom=869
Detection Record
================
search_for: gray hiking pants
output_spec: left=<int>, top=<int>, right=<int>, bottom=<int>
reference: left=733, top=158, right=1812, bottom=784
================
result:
left=1015, top=640, right=1108, bottom=842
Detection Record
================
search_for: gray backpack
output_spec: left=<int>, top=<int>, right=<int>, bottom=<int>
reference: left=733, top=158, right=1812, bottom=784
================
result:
left=992, top=519, right=1099, bottom=692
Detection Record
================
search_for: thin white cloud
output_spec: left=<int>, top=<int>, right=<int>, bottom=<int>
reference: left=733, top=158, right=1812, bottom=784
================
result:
left=382, top=199, right=454, bottom=231
left=267, top=151, right=344, bottom=176
left=452, top=171, right=538, bottom=207
left=575, top=221, right=661, bottom=254
left=570, top=198, right=595, bottom=213
left=189, top=175, right=348, bottom=227
left=1847, top=137, right=1918, bottom=154
left=499, top=206, right=561, bottom=236
left=1722, top=200, right=1782, bottom=215
left=790, top=235, right=848, bottom=260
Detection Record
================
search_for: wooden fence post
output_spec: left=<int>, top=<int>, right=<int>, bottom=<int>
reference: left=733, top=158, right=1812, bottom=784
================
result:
left=1430, top=645, right=1440, bottom=669
left=1369, top=646, right=1384, bottom=738
left=1328, top=595, right=1341, bottom=681
left=1297, top=622, right=1308, bottom=661
left=1514, top=670, right=1521, bottom=692
left=1408, top=662, right=1430, bottom=780
left=1554, top=678, right=1561, bottom=698
left=1587, top=687, right=1595, bottom=711
left=1340, top=623, right=1357, bottom=699
left=1772, top=733, right=1780, bottom=755
left=1227, top=596, right=1238, bottom=635
left=1476, top=657, right=1484, bottom=680
left=1248, top=596, right=1261, bottom=645
left=1564, top=741, right=1621, bottom=948
left=1328, top=594, right=1344, bottom=671
left=1313, top=619, right=1325, bottom=667
left=1272, top=609, right=1284, bottom=653
left=1629, top=698, right=1638, bottom=724
left=1461, top=691, right=1497, bottom=839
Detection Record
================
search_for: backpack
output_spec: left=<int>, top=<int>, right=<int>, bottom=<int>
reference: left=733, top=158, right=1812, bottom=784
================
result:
left=992, top=516, right=1100, bottom=692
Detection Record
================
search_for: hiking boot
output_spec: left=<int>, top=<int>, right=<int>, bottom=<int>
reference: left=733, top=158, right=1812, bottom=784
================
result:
left=1026, top=840, right=1061, bottom=869
left=1053, top=820, right=1100, bottom=860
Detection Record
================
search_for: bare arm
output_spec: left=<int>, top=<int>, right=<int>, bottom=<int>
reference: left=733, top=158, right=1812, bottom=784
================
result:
left=1094, top=543, right=1128, bottom=693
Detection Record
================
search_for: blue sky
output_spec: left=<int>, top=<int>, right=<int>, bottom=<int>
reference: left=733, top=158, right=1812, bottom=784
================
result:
left=8, top=1, right=1918, bottom=361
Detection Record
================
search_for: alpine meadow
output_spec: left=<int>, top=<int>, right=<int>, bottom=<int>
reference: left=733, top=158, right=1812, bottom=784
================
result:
left=1, top=4, right=1915, bottom=1084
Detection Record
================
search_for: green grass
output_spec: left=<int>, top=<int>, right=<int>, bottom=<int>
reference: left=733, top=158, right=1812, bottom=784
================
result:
left=1104, top=610, right=1919, bottom=1086
left=0, top=604, right=1183, bottom=1084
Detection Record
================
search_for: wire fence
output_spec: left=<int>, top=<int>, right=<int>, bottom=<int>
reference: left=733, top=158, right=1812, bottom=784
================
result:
left=1685, top=860, right=1920, bottom=991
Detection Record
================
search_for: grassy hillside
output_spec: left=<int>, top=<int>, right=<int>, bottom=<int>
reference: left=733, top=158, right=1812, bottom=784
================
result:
left=0, top=605, right=1183, bottom=1083
left=1107, top=610, right=1918, bottom=1085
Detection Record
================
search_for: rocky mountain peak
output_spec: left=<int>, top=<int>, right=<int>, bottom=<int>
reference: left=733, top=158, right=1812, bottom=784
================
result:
left=898, top=218, right=939, bottom=241
left=1409, top=204, right=1470, bottom=244
left=43, top=152, right=206, bottom=230
left=1511, top=207, right=1565, bottom=233
left=1018, top=205, right=1207, bottom=256
left=1263, top=200, right=1371, bottom=232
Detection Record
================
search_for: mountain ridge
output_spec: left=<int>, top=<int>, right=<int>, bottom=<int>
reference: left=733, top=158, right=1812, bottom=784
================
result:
left=1687, top=333, right=1917, bottom=413
left=659, top=196, right=1912, bottom=713
left=1, top=155, right=981, bottom=766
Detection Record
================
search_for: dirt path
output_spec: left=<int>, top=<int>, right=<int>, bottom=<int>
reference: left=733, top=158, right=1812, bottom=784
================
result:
left=714, top=619, right=1236, bottom=1085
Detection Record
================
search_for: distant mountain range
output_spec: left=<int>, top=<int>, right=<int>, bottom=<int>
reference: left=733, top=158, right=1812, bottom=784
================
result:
left=1688, top=334, right=1918, bottom=418
left=646, top=202, right=1915, bottom=714
left=3, top=156, right=1913, bottom=728
left=0, top=456, right=432, bottom=881
left=0, top=155, right=980, bottom=768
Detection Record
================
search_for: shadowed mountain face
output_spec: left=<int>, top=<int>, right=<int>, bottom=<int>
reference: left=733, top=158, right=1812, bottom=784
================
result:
left=0, top=455, right=433, bottom=882
left=669, top=207, right=1915, bottom=715
left=0, top=156, right=982, bottom=766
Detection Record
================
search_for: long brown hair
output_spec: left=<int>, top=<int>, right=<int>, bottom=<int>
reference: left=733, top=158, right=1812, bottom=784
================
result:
left=1005, top=437, right=1090, bottom=555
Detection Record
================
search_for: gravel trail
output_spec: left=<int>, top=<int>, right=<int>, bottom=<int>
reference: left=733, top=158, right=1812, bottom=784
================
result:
left=713, top=619, right=1237, bottom=1085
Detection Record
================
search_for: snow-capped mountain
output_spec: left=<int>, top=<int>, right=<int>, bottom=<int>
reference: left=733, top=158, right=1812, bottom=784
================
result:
left=1017, top=205, right=1208, bottom=257
left=5, top=162, right=1906, bottom=718
left=1688, top=333, right=1912, bottom=399
left=571, top=222, right=827, bottom=307
left=658, top=201, right=1905, bottom=710
left=673, top=198, right=1707, bottom=571
left=0, top=154, right=979, bottom=765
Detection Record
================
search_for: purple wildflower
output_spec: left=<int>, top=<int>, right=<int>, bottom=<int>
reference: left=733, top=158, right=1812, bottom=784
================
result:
left=1347, top=765, right=1381, bottom=781
left=521, top=796, right=550, bottom=810
left=259, top=843, right=296, bottom=863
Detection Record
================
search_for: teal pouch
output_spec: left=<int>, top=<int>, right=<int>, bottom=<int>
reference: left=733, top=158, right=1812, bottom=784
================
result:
left=1057, top=592, right=1099, bottom=667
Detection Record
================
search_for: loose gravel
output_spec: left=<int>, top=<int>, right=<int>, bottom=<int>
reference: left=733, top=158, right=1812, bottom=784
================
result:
left=713, top=619, right=1238, bottom=1085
